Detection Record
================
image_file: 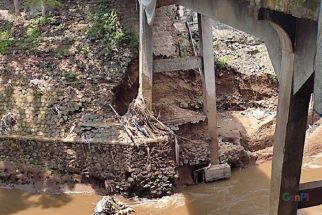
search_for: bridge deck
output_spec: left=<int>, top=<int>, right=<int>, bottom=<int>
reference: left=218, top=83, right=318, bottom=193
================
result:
left=159, top=0, right=320, bottom=20
left=247, top=0, right=319, bottom=20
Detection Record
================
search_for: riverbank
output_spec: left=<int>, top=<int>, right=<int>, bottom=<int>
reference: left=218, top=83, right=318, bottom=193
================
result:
left=3, top=152, right=322, bottom=215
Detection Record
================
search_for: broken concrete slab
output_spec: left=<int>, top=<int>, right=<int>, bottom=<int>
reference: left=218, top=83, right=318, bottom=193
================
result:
left=204, top=163, right=231, bottom=182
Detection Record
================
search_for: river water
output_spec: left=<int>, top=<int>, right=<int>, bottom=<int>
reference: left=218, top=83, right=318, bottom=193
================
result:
left=1, top=125, right=322, bottom=215
left=2, top=154, right=322, bottom=215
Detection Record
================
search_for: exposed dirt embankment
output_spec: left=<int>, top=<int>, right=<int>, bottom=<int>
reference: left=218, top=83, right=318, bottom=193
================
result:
left=152, top=22, right=282, bottom=174
left=154, top=21, right=322, bottom=176
left=153, top=68, right=277, bottom=169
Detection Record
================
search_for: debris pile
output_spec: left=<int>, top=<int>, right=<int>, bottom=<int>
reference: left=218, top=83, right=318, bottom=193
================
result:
left=120, top=95, right=175, bottom=142
left=94, top=196, right=134, bottom=215
left=114, top=96, right=177, bottom=198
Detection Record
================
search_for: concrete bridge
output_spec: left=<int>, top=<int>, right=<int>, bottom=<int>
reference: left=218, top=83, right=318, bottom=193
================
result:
left=138, top=0, right=322, bottom=214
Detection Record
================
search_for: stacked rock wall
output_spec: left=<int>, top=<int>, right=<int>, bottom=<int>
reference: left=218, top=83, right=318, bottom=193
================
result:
left=0, top=136, right=176, bottom=197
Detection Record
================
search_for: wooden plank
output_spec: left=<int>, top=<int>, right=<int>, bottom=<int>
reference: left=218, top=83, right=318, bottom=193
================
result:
left=198, top=14, right=219, bottom=165
left=298, top=181, right=322, bottom=209
left=153, top=57, right=202, bottom=73
left=139, top=2, right=153, bottom=110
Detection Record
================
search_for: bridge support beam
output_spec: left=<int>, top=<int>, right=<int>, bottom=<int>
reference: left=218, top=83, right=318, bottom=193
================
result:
left=139, top=3, right=153, bottom=110
left=198, top=14, right=219, bottom=165
left=269, top=28, right=314, bottom=214
left=267, top=16, right=317, bottom=214
left=269, top=74, right=313, bottom=215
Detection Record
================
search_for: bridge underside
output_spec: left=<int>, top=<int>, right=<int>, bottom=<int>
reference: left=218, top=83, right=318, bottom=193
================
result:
left=139, top=0, right=322, bottom=214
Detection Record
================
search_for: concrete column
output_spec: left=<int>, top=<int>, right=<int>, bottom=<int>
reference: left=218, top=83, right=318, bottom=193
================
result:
left=268, top=20, right=315, bottom=215
left=268, top=41, right=314, bottom=215
left=198, top=14, right=219, bottom=165
left=139, top=3, right=153, bottom=110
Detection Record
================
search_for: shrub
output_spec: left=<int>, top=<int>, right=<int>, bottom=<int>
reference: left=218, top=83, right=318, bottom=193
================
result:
left=87, top=4, right=138, bottom=54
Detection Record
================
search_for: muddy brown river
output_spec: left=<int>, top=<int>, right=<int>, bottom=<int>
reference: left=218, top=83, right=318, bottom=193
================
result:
left=2, top=154, right=322, bottom=215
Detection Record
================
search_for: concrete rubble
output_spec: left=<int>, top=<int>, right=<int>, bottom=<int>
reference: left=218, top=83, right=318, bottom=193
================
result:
left=94, top=196, right=134, bottom=215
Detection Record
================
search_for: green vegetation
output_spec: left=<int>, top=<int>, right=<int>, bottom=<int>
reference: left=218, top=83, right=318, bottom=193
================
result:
left=19, top=16, right=56, bottom=50
left=86, top=4, right=138, bottom=54
left=20, top=24, right=41, bottom=50
left=122, top=31, right=138, bottom=55
left=217, top=56, right=230, bottom=69
left=0, top=31, right=13, bottom=54
left=31, top=16, right=56, bottom=26
left=63, top=72, right=78, bottom=83
left=0, top=21, right=14, bottom=54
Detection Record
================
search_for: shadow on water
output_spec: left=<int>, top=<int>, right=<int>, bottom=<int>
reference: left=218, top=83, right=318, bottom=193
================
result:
left=0, top=188, right=72, bottom=215
left=183, top=162, right=271, bottom=215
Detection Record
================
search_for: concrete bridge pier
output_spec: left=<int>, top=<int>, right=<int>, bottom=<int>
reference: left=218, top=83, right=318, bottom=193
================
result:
left=139, top=2, right=153, bottom=110
left=138, top=2, right=322, bottom=212
left=175, top=0, right=320, bottom=214
left=198, top=13, right=219, bottom=165
left=138, top=1, right=231, bottom=182
left=266, top=17, right=316, bottom=215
